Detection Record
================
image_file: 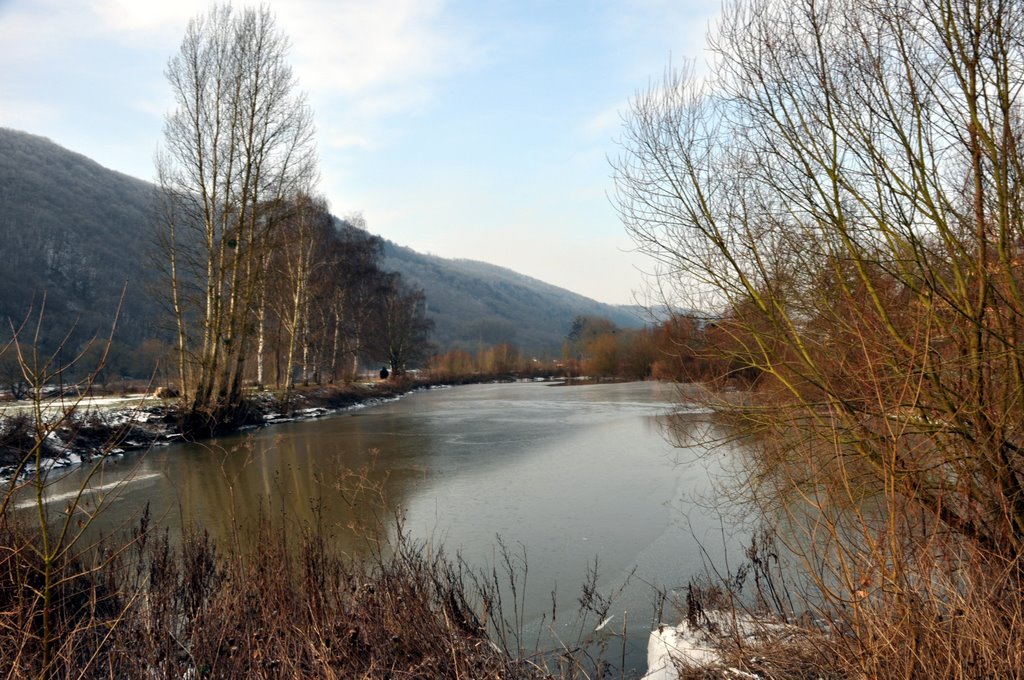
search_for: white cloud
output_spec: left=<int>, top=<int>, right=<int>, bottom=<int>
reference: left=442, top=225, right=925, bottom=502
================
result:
left=272, top=0, right=481, bottom=157
left=0, top=0, right=479, bottom=154
left=85, top=0, right=207, bottom=41
left=9, top=0, right=476, bottom=106
left=278, top=0, right=472, bottom=96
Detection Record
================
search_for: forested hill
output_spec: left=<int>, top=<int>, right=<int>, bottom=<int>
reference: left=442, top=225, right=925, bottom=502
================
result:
left=0, top=127, right=643, bottom=361
left=0, top=127, right=159, bottom=350
left=382, top=242, right=644, bottom=354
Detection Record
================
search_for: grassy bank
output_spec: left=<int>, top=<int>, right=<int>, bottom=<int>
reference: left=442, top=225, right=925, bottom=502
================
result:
left=1, top=509, right=594, bottom=679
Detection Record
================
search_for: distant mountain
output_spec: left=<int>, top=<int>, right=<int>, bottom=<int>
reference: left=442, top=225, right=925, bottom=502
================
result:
left=382, top=243, right=644, bottom=354
left=0, top=127, right=643, bottom=360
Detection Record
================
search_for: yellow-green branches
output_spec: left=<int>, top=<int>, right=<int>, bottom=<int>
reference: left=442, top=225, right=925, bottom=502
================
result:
left=615, top=1, right=1024, bottom=672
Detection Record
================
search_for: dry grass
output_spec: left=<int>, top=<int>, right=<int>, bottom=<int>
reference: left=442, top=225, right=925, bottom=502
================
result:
left=2, top=506, right=592, bottom=679
left=656, top=522, right=1024, bottom=680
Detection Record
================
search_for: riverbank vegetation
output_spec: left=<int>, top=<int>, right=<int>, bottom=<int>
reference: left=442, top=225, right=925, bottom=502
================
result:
left=2, top=510, right=598, bottom=679
left=425, top=314, right=711, bottom=384
left=0, top=325, right=626, bottom=678
left=616, top=0, right=1024, bottom=676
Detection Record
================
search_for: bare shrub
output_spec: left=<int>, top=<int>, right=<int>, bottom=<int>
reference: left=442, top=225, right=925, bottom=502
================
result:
left=616, top=1, right=1024, bottom=673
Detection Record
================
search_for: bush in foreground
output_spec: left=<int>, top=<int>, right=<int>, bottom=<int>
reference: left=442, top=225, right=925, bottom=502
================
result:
left=1, top=509, right=570, bottom=679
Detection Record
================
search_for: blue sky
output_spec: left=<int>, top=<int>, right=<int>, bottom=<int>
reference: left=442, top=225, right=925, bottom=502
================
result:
left=0, top=0, right=716, bottom=305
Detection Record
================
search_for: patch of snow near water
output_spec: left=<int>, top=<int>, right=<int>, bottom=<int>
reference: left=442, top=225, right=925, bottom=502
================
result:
left=14, top=472, right=163, bottom=510
left=295, top=407, right=328, bottom=417
left=642, top=614, right=780, bottom=680
left=642, top=622, right=720, bottom=680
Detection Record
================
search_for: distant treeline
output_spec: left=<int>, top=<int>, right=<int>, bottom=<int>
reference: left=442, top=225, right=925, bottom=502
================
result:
left=426, top=313, right=756, bottom=385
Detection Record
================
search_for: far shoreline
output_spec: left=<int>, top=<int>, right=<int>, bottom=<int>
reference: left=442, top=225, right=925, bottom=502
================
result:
left=1, top=373, right=590, bottom=484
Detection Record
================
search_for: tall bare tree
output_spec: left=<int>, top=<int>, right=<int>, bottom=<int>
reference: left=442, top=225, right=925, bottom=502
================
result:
left=269, top=193, right=332, bottom=389
left=157, top=4, right=316, bottom=417
left=616, top=0, right=1024, bottom=673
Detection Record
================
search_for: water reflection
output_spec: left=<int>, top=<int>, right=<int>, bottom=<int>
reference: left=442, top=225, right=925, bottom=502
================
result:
left=24, top=381, right=747, bottom=675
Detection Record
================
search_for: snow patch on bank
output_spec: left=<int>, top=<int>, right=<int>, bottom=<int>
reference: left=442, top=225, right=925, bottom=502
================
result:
left=642, top=613, right=793, bottom=679
left=642, top=621, right=719, bottom=680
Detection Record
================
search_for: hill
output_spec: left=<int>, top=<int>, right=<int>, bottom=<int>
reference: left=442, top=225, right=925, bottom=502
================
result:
left=0, top=128, right=159, bottom=352
left=0, top=127, right=643, bottom=363
left=382, top=243, right=644, bottom=354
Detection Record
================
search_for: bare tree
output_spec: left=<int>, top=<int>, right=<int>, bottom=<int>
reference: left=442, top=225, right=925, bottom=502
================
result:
left=367, top=278, right=434, bottom=376
left=616, top=0, right=1024, bottom=674
left=270, top=193, right=332, bottom=389
left=157, top=4, right=316, bottom=418
left=329, top=219, right=390, bottom=381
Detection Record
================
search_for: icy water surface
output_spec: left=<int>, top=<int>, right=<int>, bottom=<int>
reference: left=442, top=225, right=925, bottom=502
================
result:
left=31, top=381, right=748, bottom=676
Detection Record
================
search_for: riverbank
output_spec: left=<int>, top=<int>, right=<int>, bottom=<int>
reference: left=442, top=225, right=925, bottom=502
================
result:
left=0, top=377, right=450, bottom=484
left=3, top=379, right=686, bottom=679
left=0, top=503, right=569, bottom=679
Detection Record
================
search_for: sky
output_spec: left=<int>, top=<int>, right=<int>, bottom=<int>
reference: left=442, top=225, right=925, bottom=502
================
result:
left=0, top=0, right=717, bottom=305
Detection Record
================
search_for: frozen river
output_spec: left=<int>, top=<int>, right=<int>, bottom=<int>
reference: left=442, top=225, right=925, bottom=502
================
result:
left=29, top=380, right=747, bottom=676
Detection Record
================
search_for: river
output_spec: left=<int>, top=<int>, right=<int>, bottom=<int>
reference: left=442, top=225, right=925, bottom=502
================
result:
left=25, top=380, right=748, bottom=676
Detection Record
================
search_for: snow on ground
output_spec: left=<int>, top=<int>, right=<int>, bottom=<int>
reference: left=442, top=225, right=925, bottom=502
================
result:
left=0, top=388, right=411, bottom=486
left=642, top=621, right=720, bottom=680
left=1, top=393, right=156, bottom=419
left=0, top=393, right=169, bottom=486
left=642, top=613, right=788, bottom=680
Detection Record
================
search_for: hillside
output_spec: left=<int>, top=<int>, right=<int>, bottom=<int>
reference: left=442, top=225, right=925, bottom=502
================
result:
left=0, top=129, right=160, bottom=353
left=0, top=128, right=642, bottom=362
left=382, top=243, right=644, bottom=354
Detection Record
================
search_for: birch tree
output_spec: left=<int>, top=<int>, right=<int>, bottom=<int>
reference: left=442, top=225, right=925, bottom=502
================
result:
left=158, top=4, right=316, bottom=417
left=273, top=193, right=331, bottom=389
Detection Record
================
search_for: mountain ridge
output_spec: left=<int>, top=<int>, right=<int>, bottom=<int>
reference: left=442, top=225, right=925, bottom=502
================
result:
left=0, top=127, right=643, bottom=360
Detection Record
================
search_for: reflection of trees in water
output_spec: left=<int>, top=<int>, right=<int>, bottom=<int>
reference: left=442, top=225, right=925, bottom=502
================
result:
left=170, top=426, right=430, bottom=557
left=657, top=407, right=757, bottom=530
left=660, top=399, right=942, bottom=618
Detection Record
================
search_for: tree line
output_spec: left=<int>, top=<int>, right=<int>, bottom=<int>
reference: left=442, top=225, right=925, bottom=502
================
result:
left=423, top=313, right=751, bottom=384
left=155, top=5, right=430, bottom=421
left=561, top=313, right=756, bottom=383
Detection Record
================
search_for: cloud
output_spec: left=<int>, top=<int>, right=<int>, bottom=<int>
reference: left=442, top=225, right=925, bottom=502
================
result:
left=275, top=0, right=481, bottom=158
left=12, top=0, right=477, bottom=154
left=277, top=0, right=473, bottom=96
left=8, top=0, right=476, bottom=108
left=85, top=0, right=207, bottom=42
